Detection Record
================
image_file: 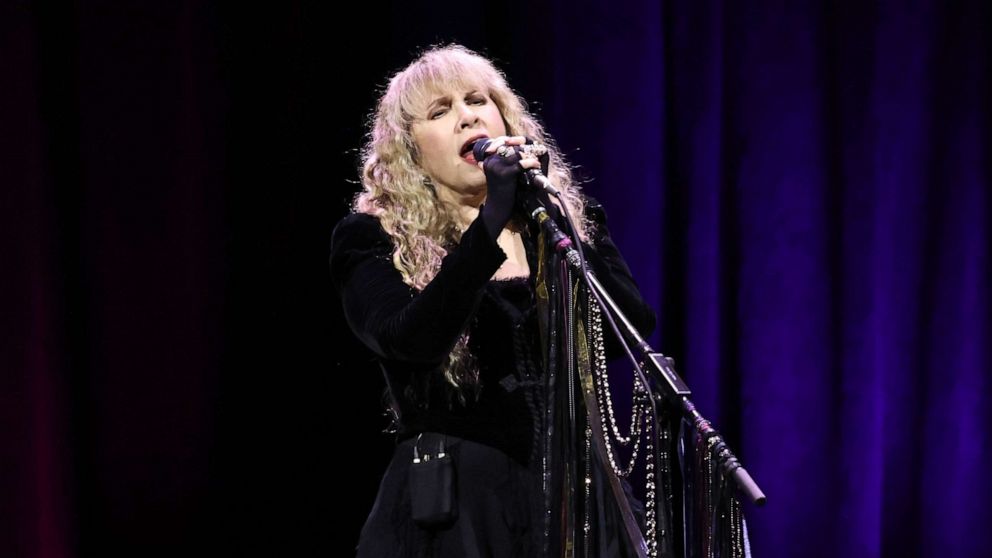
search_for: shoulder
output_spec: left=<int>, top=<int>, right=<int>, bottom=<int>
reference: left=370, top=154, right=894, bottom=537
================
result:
left=582, top=195, right=608, bottom=226
left=329, top=213, right=395, bottom=285
left=331, top=213, right=388, bottom=238
left=331, top=213, right=391, bottom=249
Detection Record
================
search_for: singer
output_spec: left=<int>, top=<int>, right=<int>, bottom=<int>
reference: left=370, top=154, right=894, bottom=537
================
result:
left=329, top=43, right=657, bottom=557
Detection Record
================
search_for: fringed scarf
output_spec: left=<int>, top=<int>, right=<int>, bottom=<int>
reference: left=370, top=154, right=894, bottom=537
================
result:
left=533, top=228, right=751, bottom=558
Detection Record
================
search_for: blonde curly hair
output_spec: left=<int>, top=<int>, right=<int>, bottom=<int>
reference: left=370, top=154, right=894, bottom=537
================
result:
left=354, top=43, right=589, bottom=405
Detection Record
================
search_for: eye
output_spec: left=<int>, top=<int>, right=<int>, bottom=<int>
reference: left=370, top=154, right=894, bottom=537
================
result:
left=428, top=96, right=485, bottom=120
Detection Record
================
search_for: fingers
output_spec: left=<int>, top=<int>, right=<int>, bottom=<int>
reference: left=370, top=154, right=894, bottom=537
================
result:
left=476, top=135, right=537, bottom=171
left=483, top=135, right=527, bottom=155
left=478, top=157, right=540, bottom=169
left=518, top=157, right=541, bottom=170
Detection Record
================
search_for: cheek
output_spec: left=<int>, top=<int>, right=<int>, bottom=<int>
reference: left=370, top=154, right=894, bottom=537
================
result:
left=490, top=109, right=508, bottom=135
left=413, top=131, right=446, bottom=171
left=425, top=142, right=451, bottom=171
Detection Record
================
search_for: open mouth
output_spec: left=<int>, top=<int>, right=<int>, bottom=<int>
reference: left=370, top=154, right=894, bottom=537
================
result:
left=460, top=135, right=488, bottom=158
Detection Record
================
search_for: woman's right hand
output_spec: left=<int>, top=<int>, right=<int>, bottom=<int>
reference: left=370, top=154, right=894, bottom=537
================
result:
left=477, top=135, right=542, bottom=237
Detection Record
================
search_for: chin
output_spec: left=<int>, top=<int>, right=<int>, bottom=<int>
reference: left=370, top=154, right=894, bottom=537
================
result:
left=461, top=172, right=486, bottom=189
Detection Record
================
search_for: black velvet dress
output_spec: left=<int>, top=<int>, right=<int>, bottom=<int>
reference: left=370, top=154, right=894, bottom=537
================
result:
left=329, top=199, right=655, bottom=557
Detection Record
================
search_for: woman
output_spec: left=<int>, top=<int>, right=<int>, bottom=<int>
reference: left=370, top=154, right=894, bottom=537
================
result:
left=330, top=43, right=658, bottom=557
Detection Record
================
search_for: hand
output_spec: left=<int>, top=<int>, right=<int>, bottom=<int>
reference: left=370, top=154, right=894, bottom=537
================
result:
left=521, top=136, right=550, bottom=179
left=476, top=136, right=542, bottom=237
left=515, top=137, right=565, bottom=217
left=520, top=136, right=563, bottom=212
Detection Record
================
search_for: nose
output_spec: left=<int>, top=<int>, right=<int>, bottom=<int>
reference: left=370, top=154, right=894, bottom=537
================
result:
left=457, top=102, right=480, bottom=128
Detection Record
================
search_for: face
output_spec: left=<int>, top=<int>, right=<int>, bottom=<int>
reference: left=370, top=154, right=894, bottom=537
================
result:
left=410, top=83, right=507, bottom=199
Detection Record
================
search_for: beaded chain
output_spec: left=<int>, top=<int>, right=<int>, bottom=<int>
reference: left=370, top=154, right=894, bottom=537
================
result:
left=583, top=289, right=747, bottom=558
left=587, top=293, right=648, bottom=476
left=584, top=423, right=592, bottom=558
left=586, top=291, right=665, bottom=558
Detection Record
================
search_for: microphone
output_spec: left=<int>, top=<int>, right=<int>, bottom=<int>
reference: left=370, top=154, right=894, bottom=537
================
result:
left=472, top=138, right=561, bottom=196
left=518, top=191, right=580, bottom=267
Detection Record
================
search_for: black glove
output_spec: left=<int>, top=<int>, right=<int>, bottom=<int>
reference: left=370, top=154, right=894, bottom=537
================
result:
left=478, top=142, right=526, bottom=239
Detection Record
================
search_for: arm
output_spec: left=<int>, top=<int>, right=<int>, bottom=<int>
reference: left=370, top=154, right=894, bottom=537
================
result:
left=329, top=213, right=506, bottom=363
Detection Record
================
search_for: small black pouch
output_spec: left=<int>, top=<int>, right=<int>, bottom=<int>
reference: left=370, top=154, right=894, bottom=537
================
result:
left=409, top=432, right=457, bottom=528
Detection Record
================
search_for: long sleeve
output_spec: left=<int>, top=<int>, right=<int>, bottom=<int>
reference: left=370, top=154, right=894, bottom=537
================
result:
left=578, top=197, right=657, bottom=346
left=329, top=213, right=507, bottom=364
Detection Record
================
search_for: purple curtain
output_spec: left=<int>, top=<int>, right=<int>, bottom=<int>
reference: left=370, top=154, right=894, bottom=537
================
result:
left=555, top=2, right=990, bottom=556
left=3, top=1, right=988, bottom=556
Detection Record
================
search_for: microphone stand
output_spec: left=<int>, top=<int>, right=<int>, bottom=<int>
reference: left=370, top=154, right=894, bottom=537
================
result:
left=521, top=183, right=764, bottom=557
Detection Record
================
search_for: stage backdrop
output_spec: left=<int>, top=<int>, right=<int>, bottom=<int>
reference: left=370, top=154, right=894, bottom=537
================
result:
left=3, top=1, right=988, bottom=556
